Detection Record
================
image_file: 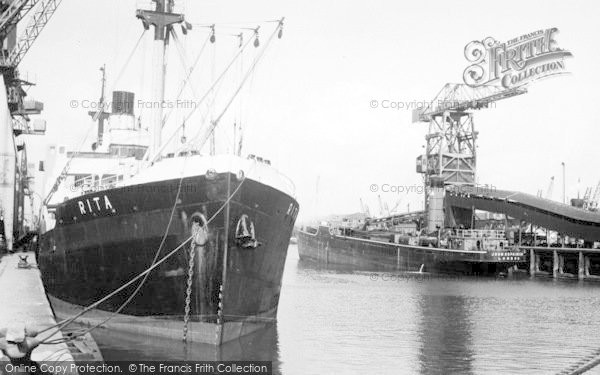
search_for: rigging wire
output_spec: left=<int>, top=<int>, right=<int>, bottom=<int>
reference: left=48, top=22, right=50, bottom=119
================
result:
left=187, top=21, right=282, bottom=153
left=144, top=28, right=257, bottom=164
left=162, top=28, right=224, bottom=154
left=209, top=28, right=217, bottom=155
left=161, top=33, right=211, bottom=129
left=42, top=30, right=147, bottom=206
left=70, top=30, right=222, bottom=183
left=191, top=20, right=282, bottom=28
left=170, top=27, right=227, bottom=134
left=556, top=348, right=600, bottom=374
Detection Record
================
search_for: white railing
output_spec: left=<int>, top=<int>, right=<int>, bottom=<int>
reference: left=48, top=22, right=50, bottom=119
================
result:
left=452, top=229, right=505, bottom=239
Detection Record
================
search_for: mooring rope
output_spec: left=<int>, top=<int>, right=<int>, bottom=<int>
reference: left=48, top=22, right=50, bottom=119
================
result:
left=556, top=348, right=600, bottom=375
left=40, top=161, right=255, bottom=345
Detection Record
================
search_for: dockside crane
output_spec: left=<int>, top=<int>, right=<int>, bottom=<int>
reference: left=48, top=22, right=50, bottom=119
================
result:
left=537, top=176, right=554, bottom=199
left=4, top=0, right=61, bottom=68
left=359, top=198, right=371, bottom=218
left=389, top=199, right=402, bottom=215
left=413, top=83, right=528, bottom=232
left=0, top=0, right=41, bottom=42
left=1, top=0, right=62, bottom=134
left=584, top=180, right=600, bottom=211
left=591, top=181, right=600, bottom=211
left=547, top=176, right=554, bottom=200
left=378, top=195, right=385, bottom=217
left=0, top=0, right=62, bottom=239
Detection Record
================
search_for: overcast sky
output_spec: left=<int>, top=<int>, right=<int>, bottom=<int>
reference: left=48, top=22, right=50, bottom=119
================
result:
left=19, top=0, right=600, bottom=221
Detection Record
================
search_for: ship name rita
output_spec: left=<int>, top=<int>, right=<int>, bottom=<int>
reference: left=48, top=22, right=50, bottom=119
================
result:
left=77, top=195, right=114, bottom=215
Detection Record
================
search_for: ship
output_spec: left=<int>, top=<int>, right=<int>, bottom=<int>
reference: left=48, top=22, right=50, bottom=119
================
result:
left=298, top=185, right=600, bottom=275
left=298, top=210, right=527, bottom=275
left=37, top=2, right=298, bottom=345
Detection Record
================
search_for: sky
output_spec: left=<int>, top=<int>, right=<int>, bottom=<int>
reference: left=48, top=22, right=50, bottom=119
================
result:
left=18, top=0, right=600, bottom=222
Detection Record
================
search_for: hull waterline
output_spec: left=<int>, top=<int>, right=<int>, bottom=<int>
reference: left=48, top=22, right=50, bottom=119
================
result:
left=39, top=170, right=299, bottom=344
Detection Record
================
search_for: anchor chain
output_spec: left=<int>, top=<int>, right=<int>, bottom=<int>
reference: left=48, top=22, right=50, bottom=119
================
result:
left=183, top=217, right=208, bottom=342
left=182, top=242, right=195, bottom=342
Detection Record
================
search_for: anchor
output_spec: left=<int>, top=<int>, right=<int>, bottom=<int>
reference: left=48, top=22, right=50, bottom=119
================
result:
left=235, top=214, right=261, bottom=249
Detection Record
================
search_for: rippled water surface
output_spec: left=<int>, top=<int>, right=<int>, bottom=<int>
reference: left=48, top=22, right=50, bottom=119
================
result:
left=93, top=245, right=600, bottom=374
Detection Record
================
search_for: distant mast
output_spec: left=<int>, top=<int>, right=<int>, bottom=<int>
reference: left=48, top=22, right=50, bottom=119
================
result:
left=88, top=65, right=109, bottom=150
left=136, top=0, right=185, bottom=159
left=98, top=65, right=107, bottom=144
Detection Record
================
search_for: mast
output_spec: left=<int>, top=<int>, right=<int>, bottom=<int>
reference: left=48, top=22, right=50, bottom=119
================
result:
left=97, top=65, right=107, bottom=145
left=136, top=0, right=184, bottom=159
left=88, top=65, right=109, bottom=149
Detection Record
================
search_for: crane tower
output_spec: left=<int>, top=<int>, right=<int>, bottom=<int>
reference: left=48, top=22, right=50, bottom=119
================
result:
left=413, top=83, right=527, bottom=232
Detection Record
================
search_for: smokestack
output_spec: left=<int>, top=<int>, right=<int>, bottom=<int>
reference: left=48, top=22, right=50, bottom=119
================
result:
left=112, top=91, right=135, bottom=116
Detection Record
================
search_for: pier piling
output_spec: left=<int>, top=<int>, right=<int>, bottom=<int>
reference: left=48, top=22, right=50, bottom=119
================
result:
left=553, top=250, right=559, bottom=279
left=529, top=248, right=536, bottom=277
left=579, top=251, right=585, bottom=280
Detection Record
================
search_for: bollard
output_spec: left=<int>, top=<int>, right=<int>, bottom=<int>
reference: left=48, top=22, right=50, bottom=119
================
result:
left=0, top=324, right=41, bottom=364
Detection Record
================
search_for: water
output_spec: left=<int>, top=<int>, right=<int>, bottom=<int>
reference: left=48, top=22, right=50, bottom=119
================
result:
left=93, top=245, right=600, bottom=374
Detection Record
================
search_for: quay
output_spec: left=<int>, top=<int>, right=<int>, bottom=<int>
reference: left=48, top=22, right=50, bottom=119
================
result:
left=0, top=252, right=102, bottom=373
left=523, top=246, right=600, bottom=281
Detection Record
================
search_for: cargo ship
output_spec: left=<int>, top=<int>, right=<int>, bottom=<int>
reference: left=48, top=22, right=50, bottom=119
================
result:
left=298, top=210, right=526, bottom=275
left=37, top=2, right=298, bottom=345
left=298, top=184, right=600, bottom=275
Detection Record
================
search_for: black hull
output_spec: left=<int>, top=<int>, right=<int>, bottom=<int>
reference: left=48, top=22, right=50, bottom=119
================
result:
left=39, top=172, right=298, bottom=343
left=298, top=227, right=522, bottom=275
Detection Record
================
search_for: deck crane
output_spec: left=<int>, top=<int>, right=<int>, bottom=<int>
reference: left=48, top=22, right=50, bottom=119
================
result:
left=413, top=83, right=527, bottom=232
